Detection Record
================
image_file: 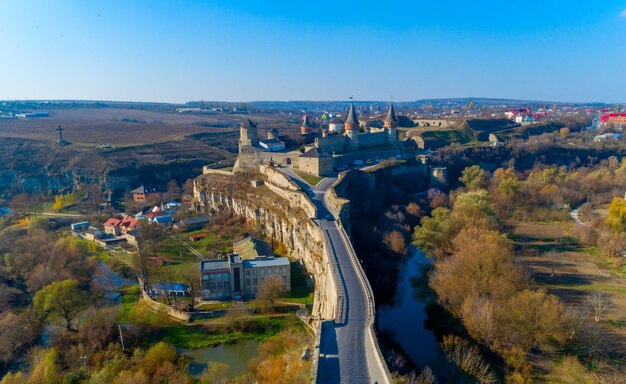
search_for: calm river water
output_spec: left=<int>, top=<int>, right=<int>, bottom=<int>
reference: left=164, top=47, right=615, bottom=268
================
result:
left=377, top=248, right=447, bottom=373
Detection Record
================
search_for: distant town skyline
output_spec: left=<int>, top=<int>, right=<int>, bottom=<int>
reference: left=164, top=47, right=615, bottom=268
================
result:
left=1, top=1, right=625, bottom=103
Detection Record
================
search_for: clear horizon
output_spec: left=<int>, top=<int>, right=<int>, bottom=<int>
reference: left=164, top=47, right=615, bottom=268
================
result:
left=1, top=1, right=625, bottom=103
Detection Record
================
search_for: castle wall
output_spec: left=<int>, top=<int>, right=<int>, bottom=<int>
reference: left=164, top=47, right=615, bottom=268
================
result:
left=235, top=147, right=299, bottom=171
left=357, top=131, right=387, bottom=147
left=316, top=135, right=347, bottom=153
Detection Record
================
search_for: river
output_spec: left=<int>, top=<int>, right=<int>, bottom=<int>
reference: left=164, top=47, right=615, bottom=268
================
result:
left=181, top=339, right=259, bottom=377
left=377, top=248, right=447, bottom=374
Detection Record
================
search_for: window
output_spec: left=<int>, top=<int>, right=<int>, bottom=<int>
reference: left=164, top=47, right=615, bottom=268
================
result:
left=246, top=279, right=250, bottom=286
left=246, top=270, right=250, bottom=276
left=202, top=275, right=209, bottom=280
left=283, top=276, right=287, bottom=283
left=253, top=278, right=258, bottom=285
left=268, top=269, right=272, bottom=275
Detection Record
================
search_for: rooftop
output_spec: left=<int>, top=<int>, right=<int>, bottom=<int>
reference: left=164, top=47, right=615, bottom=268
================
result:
left=233, top=236, right=274, bottom=260
left=242, top=256, right=290, bottom=268
left=200, top=259, right=230, bottom=271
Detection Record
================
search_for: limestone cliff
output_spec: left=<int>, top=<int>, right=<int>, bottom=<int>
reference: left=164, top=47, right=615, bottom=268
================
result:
left=193, top=171, right=337, bottom=320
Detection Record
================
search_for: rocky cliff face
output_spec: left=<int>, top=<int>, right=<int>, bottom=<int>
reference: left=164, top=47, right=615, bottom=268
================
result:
left=0, top=137, right=231, bottom=197
left=193, top=172, right=337, bottom=320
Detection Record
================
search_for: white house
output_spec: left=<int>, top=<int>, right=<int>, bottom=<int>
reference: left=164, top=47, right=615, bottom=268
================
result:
left=259, top=138, right=286, bottom=152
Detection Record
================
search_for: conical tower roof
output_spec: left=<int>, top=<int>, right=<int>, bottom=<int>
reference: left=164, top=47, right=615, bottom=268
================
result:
left=384, top=102, right=398, bottom=124
left=241, top=119, right=257, bottom=129
left=345, top=103, right=360, bottom=128
left=302, top=113, right=313, bottom=128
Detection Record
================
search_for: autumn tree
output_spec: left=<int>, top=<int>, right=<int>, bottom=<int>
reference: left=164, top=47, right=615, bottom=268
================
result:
left=430, top=228, right=524, bottom=314
left=450, top=190, right=499, bottom=231
left=606, top=197, right=626, bottom=232
left=383, top=230, right=408, bottom=255
left=33, top=279, right=90, bottom=331
left=459, top=165, right=487, bottom=191
left=498, top=289, right=566, bottom=352
left=427, top=188, right=448, bottom=209
left=412, top=207, right=455, bottom=258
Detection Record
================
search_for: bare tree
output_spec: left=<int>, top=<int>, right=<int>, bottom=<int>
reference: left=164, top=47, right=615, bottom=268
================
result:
left=586, top=292, right=612, bottom=323
left=255, top=276, right=286, bottom=313
left=563, top=305, right=586, bottom=341
left=406, top=367, right=437, bottom=384
left=547, top=249, right=560, bottom=278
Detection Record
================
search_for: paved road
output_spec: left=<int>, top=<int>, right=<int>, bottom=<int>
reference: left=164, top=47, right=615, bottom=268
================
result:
left=317, top=219, right=370, bottom=383
left=277, top=167, right=373, bottom=383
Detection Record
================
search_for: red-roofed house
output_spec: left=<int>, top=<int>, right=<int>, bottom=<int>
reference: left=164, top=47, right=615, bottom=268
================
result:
left=103, top=217, right=138, bottom=236
left=119, top=217, right=139, bottom=234
left=103, top=218, right=122, bottom=235
left=600, top=113, right=626, bottom=126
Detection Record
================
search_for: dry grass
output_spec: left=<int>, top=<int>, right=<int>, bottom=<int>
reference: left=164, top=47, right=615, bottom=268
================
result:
left=0, top=108, right=295, bottom=146
left=510, top=220, right=626, bottom=363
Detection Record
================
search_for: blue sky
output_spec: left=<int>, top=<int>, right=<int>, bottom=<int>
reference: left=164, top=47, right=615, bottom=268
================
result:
left=1, top=1, right=625, bottom=103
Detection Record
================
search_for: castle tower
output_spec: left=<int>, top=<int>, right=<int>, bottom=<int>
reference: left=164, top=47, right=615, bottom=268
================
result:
left=344, top=102, right=360, bottom=148
left=238, top=119, right=258, bottom=152
left=301, top=114, right=313, bottom=135
left=384, top=102, right=399, bottom=144
left=267, top=128, right=278, bottom=140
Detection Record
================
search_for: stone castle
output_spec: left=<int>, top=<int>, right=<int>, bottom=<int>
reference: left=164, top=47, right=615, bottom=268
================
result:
left=234, top=102, right=401, bottom=177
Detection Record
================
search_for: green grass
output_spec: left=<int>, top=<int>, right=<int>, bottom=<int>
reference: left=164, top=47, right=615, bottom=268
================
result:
left=284, top=263, right=314, bottom=305
left=159, top=316, right=289, bottom=349
left=293, top=170, right=324, bottom=186
left=118, top=285, right=141, bottom=323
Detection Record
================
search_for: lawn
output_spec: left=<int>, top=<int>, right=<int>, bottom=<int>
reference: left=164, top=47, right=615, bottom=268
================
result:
left=293, top=170, right=324, bottom=186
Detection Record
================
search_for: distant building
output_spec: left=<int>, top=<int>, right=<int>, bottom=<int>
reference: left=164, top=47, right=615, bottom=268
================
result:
left=150, top=282, right=190, bottom=297
left=151, top=215, right=173, bottom=226
left=16, top=112, right=49, bottom=118
left=515, top=115, right=534, bottom=124
left=328, top=118, right=343, bottom=133
left=70, top=221, right=89, bottom=232
left=0, top=207, right=13, bottom=218
left=600, top=113, right=626, bottom=127
left=259, top=138, right=286, bottom=152
left=174, top=216, right=210, bottom=232
left=593, top=133, right=622, bottom=142
left=130, top=185, right=159, bottom=202
left=103, top=216, right=138, bottom=236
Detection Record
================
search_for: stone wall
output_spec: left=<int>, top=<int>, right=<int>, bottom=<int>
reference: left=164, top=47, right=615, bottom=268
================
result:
left=315, top=134, right=347, bottom=153
left=357, top=130, right=387, bottom=147
left=193, top=173, right=338, bottom=320
left=235, top=146, right=300, bottom=172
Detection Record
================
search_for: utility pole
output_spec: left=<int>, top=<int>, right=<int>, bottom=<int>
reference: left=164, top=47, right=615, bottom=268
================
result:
left=81, top=355, right=88, bottom=376
left=118, top=323, right=125, bottom=352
